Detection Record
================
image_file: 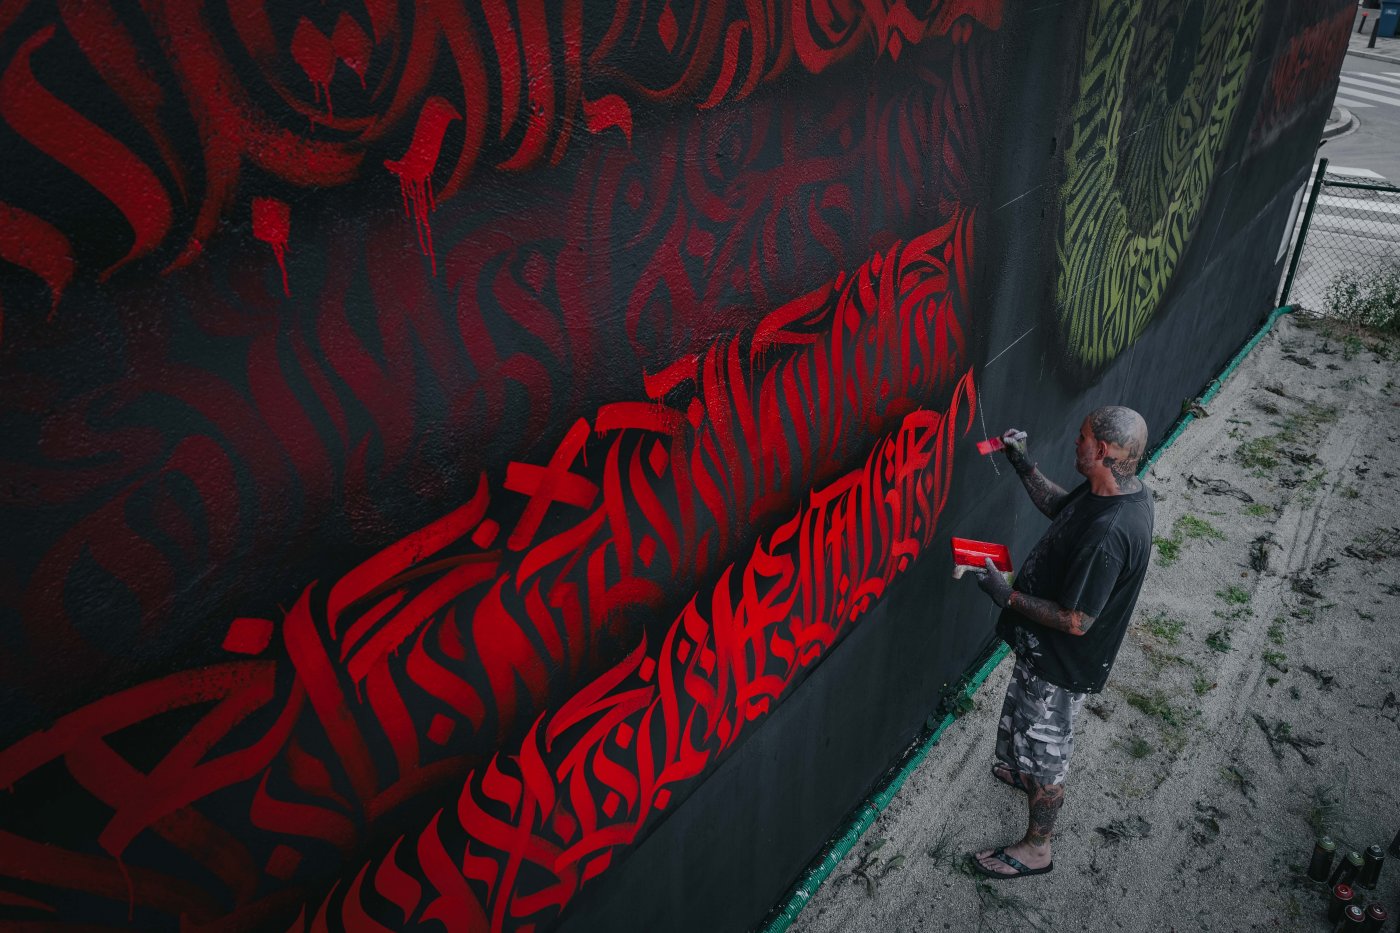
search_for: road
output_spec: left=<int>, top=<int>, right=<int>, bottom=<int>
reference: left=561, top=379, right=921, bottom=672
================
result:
left=1325, top=47, right=1400, bottom=181
left=1278, top=46, right=1400, bottom=312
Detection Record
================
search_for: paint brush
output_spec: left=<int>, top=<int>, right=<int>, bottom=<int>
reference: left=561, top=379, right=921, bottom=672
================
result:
left=976, top=430, right=1026, bottom=456
left=950, top=536, right=1013, bottom=581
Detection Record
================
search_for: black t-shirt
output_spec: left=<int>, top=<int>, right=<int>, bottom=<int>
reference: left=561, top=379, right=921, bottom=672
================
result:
left=995, top=481, right=1154, bottom=693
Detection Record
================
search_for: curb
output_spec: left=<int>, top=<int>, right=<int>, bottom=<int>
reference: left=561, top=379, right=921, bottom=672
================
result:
left=1322, top=106, right=1359, bottom=141
left=1347, top=46, right=1400, bottom=66
left=755, top=306, right=1297, bottom=933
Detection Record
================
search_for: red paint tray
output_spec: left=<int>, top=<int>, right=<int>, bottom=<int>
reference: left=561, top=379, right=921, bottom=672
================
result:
left=950, top=536, right=1013, bottom=580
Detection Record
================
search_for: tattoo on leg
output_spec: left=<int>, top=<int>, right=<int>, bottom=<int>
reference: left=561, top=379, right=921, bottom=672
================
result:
left=1026, top=782, right=1065, bottom=847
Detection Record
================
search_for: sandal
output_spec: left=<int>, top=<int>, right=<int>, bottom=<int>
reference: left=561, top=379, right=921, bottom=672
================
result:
left=971, top=847, right=1053, bottom=880
left=991, top=763, right=1032, bottom=793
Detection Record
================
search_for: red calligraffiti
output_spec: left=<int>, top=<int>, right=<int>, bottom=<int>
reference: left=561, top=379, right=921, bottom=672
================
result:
left=0, top=202, right=977, bottom=926
left=0, top=0, right=1003, bottom=322
left=1249, top=2, right=1352, bottom=147
left=5, top=47, right=988, bottom=719
left=314, top=377, right=976, bottom=931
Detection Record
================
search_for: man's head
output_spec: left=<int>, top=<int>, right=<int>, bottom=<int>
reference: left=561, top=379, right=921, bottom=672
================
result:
left=1075, top=406, right=1148, bottom=483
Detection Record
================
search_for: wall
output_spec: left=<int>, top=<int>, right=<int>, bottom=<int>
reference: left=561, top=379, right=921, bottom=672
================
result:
left=0, top=1, right=1347, bottom=930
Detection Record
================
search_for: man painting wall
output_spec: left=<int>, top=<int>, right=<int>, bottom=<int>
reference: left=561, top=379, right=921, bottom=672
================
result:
left=966, top=408, right=1155, bottom=879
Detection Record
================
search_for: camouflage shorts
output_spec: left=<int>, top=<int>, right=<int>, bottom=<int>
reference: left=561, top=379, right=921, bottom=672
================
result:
left=994, top=656, right=1087, bottom=786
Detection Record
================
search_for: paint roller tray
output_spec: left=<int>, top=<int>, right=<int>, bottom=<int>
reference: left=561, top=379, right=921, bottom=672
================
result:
left=950, top=537, right=1013, bottom=580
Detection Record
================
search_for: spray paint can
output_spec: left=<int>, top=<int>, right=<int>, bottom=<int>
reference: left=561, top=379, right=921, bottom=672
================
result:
left=1331, top=850, right=1364, bottom=887
left=1336, top=904, right=1366, bottom=929
left=1310, top=836, right=1339, bottom=882
left=1358, top=844, right=1384, bottom=889
left=1362, top=904, right=1388, bottom=932
left=1328, top=882, right=1354, bottom=922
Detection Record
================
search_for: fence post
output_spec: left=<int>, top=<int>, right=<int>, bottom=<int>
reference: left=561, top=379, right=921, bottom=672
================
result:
left=1279, top=157, right=1328, bottom=308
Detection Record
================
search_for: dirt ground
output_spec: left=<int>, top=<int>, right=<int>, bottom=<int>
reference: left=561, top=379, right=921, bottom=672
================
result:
left=790, top=313, right=1400, bottom=932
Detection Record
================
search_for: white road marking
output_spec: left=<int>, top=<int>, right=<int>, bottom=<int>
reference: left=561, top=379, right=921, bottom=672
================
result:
left=1332, top=81, right=1400, bottom=107
left=1326, top=166, right=1387, bottom=179
left=1333, top=96, right=1376, bottom=109
left=1344, top=70, right=1400, bottom=86
left=1339, top=74, right=1400, bottom=95
left=1316, top=194, right=1400, bottom=216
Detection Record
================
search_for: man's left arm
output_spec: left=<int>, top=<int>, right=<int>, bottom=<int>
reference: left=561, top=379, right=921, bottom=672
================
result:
left=975, top=559, right=1097, bottom=636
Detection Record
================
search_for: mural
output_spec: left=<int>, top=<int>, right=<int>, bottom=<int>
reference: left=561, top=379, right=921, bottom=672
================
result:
left=0, top=1, right=1349, bottom=930
left=1249, top=1, right=1354, bottom=150
left=1054, top=0, right=1261, bottom=372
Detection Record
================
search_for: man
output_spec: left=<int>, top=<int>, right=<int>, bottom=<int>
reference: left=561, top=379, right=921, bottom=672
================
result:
left=967, top=406, right=1154, bottom=880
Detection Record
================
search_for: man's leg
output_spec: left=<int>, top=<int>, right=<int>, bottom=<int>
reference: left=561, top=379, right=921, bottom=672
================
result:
left=974, top=780, right=1063, bottom=874
left=975, top=663, right=1083, bottom=875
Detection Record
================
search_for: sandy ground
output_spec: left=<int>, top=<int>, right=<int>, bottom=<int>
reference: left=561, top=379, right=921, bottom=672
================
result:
left=790, top=313, right=1400, bottom=932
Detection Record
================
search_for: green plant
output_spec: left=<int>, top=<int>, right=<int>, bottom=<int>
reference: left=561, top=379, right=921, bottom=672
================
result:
left=1244, top=502, right=1275, bottom=517
left=1263, top=648, right=1287, bottom=671
left=1123, top=735, right=1153, bottom=759
left=1267, top=618, right=1286, bottom=645
left=1177, top=515, right=1226, bottom=541
left=1236, top=436, right=1279, bottom=471
left=1122, top=688, right=1185, bottom=727
left=1323, top=264, right=1400, bottom=333
left=1340, top=485, right=1360, bottom=500
left=1143, top=612, right=1186, bottom=645
left=1206, top=628, right=1233, bottom=653
left=1153, top=535, right=1181, bottom=566
left=1217, top=585, right=1250, bottom=605
left=1193, top=673, right=1214, bottom=696
left=1306, top=778, right=1347, bottom=837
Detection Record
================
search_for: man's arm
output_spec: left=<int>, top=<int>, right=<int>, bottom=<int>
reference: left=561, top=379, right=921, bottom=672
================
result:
left=1000, top=430, right=1069, bottom=518
left=1006, top=591, right=1096, bottom=636
left=975, top=559, right=1096, bottom=636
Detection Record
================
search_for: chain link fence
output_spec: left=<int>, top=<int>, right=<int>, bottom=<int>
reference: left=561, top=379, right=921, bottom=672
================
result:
left=1279, top=157, right=1400, bottom=322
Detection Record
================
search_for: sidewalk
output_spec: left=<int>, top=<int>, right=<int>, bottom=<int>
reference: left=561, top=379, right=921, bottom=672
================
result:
left=784, top=314, right=1400, bottom=932
left=1350, top=10, right=1400, bottom=65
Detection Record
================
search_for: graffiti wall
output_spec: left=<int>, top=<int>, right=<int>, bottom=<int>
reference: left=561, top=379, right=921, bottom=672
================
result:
left=0, top=0, right=1347, bottom=929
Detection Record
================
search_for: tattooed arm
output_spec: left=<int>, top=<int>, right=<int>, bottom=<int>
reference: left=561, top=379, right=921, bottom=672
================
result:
left=1000, top=430, right=1069, bottom=518
left=976, top=559, right=1096, bottom=635
left=1006, top=591, right=1096, bottom=636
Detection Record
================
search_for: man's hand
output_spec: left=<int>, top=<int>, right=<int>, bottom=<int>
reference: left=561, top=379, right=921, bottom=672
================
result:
left=1001, top=428, right=1031, bottom=474
left=976, top=557, right=1012, bottom=608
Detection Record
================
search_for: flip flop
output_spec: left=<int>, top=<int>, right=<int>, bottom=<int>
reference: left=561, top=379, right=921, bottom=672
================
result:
left=970, top=847, right=1053, bottom=880
left=991, top=763, right=1032, bottom=793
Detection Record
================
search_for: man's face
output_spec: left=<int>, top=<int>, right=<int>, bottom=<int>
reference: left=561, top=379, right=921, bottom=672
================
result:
left=1074, top=417, right=1102, bottom=476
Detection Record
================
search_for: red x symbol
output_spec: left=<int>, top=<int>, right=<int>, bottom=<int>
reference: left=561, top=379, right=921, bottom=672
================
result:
left=504, top=419, right=599, bottom=551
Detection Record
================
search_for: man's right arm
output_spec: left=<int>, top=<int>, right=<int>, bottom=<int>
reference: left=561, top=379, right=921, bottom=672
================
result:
left=1001, top=430, right=1068, bottom=518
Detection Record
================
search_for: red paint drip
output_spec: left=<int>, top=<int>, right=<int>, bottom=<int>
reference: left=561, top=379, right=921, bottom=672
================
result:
left=251, top=197, right=291, bottom=296
left=290, top=18, right=337, bottom=116
left=332, top=14, right=372, bottom=90
left=384, top=97, right=461, bottom=274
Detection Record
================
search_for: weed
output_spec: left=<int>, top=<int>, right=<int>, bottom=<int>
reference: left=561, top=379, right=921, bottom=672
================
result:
left=925, top=822, right=958, bottom=870
left=1121, top=735, right=1153, bottom=759
left=1122, top=688, right=1186, bottom=727
left=1340, top=485, right=1361, bottom=499
left=1342, top=334, right=1364, bottom=360
left=1263, top=650, right=1288, bottom=670
left=1267, top=618, right=1286, bottom=645
left=1217, top=585, right=1251, bottom=605
left=1306, top=777, right=1347, bottom=837
left=1143, top=612, right=1186, bottom=645
left=1206, top=628, right=1233, bottom=653
left=1193, top=673, right=1214, bottom=696
left=1177, top=515, right=1226, bottom=541
left=1244, top=502, right=1275, bottom=517
left=1236, top=436, right=1279, bottom=471
left=1323, top=265, right=1400, bottom=333
left=1153, top=536, right=1181, bottom=566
